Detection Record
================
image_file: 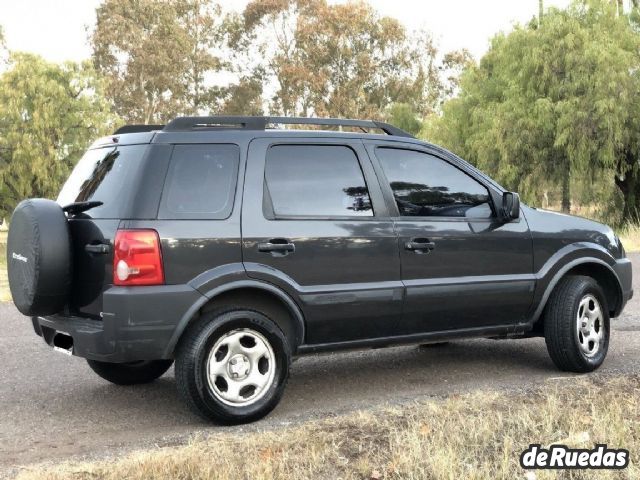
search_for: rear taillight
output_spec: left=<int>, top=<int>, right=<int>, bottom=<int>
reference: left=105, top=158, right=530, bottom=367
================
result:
left=113, top=229, right=164, bottom=286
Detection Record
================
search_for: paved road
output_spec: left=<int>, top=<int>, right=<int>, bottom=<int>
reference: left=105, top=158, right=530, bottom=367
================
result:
left=1, top=255, right=639, bottom=472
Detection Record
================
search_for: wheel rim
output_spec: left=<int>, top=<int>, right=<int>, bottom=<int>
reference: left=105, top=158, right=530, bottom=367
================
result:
left=206, top=328, right=276, bottom=407
left=576, top=294, right=605, bottom=358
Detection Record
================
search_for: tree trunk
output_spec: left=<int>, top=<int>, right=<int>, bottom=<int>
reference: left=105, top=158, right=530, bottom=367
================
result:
left=616, top=150, right=640, bottom=223
left=561, top=164, right=571, bottom=213
left=539, top=0, right=544, bottom=25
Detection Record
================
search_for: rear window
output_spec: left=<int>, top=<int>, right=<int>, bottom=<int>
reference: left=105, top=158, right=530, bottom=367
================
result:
left=57, top=145, right=147, bottom=219
left=158, top=144, right=240, bottom=220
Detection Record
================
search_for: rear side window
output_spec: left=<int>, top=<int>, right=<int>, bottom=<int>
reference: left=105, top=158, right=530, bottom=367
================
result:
left=264, top=145, right=373, bottom=217
left=57, top=145, right=147, bottom=219
left=159, top=144, right=239, bottom=220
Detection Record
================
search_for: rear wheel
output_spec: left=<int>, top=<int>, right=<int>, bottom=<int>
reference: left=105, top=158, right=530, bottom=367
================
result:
left=175, top=308, right=290, bottom=424
left=543, top=275, right=609, bottom=373
left=87, top=359, right=173, bottom=385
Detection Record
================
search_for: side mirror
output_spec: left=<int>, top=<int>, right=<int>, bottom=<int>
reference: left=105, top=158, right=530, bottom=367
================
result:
left=502, top=192, right=520, bottom=220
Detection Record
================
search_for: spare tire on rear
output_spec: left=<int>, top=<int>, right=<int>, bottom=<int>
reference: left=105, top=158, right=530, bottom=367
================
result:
left=7, top=199, right=72, bottom=316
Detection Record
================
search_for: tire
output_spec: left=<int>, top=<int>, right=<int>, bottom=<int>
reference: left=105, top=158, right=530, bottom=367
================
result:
left=7, top=199, right=72, bottom=316
left=543, top=275, right=610, bottom=373
left=87, top=359, right=173, bottom=385
left=175, top=308, right=291, bottom=424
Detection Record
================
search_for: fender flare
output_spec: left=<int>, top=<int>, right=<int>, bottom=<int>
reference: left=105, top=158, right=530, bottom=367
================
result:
left=529, top=256, right=623, bottom=326
left=163, top=279, right=306, bottom=357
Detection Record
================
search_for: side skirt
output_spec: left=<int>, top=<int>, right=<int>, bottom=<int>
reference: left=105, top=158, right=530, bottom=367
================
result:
left=296, top=324, right=529, bottom=355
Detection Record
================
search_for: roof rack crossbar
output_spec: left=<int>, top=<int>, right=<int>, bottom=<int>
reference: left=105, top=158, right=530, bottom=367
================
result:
left=162, top=116, right=415, bottom=138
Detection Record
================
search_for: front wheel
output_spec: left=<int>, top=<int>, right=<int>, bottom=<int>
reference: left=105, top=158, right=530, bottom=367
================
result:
left=544, top=275, right=609, bottom=373
left=175, top=308, right=291, bottom=424
left=87, top=359, right=173, bottom=385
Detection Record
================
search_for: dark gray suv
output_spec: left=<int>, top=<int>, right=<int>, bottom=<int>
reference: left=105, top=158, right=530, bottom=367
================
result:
left=6, top=116, right=633, bottom=424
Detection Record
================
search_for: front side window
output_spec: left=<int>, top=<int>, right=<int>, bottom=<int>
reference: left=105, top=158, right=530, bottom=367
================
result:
left=376, top=148, right=492, bottom=218
left=265, top=145, right=373, bottom=217
left=159, top=144, right=239, bottom=219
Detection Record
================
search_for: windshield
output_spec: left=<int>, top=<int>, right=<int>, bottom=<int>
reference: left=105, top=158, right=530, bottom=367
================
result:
left=57, top=145, right=147, bottom=218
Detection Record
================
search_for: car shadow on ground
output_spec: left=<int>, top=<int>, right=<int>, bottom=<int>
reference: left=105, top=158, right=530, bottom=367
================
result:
left=70, top=339, right=555, bottom=427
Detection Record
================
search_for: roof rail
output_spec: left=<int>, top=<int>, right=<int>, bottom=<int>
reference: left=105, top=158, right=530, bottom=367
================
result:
left=113, top=124, right=165, bottom=134
left=164, top=116, right=267, bottom=132
left=162, top=116, right=415, bottom=138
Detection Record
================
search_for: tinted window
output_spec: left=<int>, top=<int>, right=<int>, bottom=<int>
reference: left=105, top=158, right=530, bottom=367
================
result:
left=265, top=145, right=373, bottom=217
left=57, top=145, right=147, bottom=218
left=159, top=144, right=239, bottom=219
left=376, top=148, right=492, bottom=218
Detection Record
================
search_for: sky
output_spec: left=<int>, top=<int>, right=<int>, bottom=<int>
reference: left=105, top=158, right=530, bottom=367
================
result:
left=0, top=0, right=572, bottom=64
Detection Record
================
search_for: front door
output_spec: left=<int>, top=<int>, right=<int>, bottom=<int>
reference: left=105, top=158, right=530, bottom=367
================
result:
left=242, top=137, right=403, bottom=345
left=366, top=142, right=535, bottom=335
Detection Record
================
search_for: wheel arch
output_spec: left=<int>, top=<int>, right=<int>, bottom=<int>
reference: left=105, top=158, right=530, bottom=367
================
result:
left=531, top=258, right=623, bottom=331
left=164, top=281, right=306, bottom=357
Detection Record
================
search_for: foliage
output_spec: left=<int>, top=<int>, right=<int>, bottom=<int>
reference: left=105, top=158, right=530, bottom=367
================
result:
left=242, top=0, right=469, bottom=119
left=0, top=53, right=115, bottom=218
left=218, top=73, right=265, bottom=115
left=90, top=0, right=470, bottom=123
left=386, top=103, right=423, bottom=136
left=91, top=0, right=236, bottom=123
left=426, top=0, right=640, bottom=221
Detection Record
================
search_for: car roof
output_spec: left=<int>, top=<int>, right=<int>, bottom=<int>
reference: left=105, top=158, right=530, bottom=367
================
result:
left=151, top=128, right=427, bottom=145
left=89, top=128, right=427, bottom=149
left=150, top=128, right=507, bottom=193
left=100, top=115, right=417, bottom=147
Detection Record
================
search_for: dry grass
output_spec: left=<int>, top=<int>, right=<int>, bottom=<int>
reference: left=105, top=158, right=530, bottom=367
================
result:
left=14, top=375, right=640, bottom=480
left=0, top=231, right=9, bottom=302
left=619, top=223, right=640, bottom=253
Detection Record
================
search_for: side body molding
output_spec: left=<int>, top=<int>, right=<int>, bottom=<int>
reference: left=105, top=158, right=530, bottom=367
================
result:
left=163, top=263, right=306, bottom=356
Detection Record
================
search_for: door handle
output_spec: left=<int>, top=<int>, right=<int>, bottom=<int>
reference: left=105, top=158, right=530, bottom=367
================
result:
left=85, top=243, right=111, bottom=254
left=257, top=239, right=295, bottom=255
left=405, top=238, right=436, bottom=253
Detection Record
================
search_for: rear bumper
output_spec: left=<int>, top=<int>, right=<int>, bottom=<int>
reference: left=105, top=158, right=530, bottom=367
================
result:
left=33, top=284, right=205, bottom=363
left=613, top=257, right=633, bottom=316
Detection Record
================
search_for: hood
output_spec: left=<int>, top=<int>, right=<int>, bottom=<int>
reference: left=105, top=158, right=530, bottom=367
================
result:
left=522, top=205, right=622, bottom=258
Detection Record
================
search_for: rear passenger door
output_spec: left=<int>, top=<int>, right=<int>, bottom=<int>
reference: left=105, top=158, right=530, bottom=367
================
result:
left=242, top=138, right=402, bottom=345
left=366, top=142, right=535, bottom=335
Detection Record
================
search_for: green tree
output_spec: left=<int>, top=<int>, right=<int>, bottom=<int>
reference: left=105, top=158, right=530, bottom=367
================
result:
left=243, top=0, right=465, bottom=119
left=427, top=0, right=640, bottom=219
left=0, top=53, right=115, bottom=217
left=91, top=0, right=232, bottom=123
left=218, top=74, right=265, bottom=115
left=387, top=103, right=423, bottom=136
